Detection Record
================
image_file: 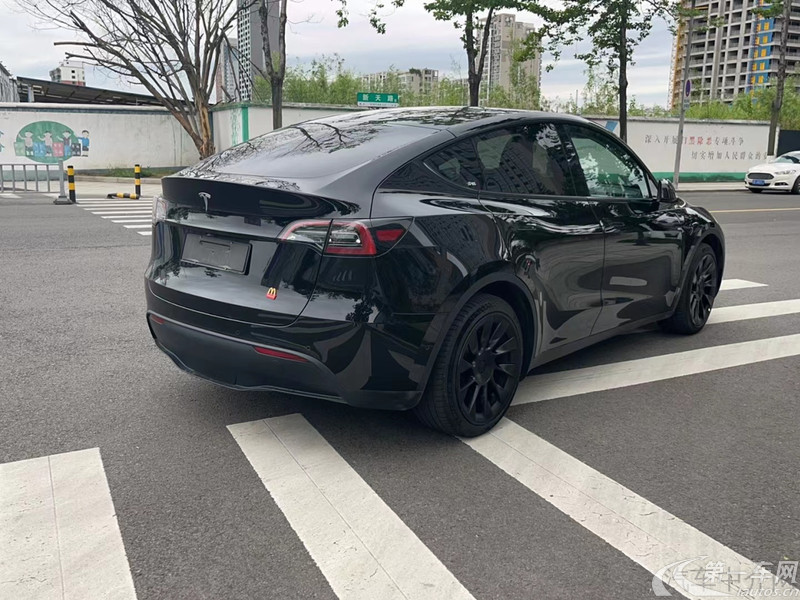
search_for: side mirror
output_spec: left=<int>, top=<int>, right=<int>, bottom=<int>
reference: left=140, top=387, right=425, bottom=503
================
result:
left=659, top=179, right=677, bottom=203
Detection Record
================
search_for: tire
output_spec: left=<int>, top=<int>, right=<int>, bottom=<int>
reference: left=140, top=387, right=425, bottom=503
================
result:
left=749, top=188, right=763, bottom=193
left=659, top=244, right=719, bottom=335
left=792, top=177, right=800, bottom=194
left=414, top=294, right=524, bottom=437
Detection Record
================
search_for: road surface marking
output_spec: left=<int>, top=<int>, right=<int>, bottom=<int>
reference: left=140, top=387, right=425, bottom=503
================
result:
left=110, top=219, right=153, bottom=224
left=229, top=414, right=475, bottom=600
left=93, top=211, right=153, bottom=216
left=462, top=418, right=796, bottom=600
left=708, top=298, right=800, bottom=324
left=0, top=448, right=137, bottom=600
left=137, top=231, right=152, bottom=236
left=513, top=333, right=800, bottom=404
left=718, top=279, right=767, bottom=291
left=78, top=201, right=153, bottom=206
left=711, top=207, right=800, bottom=213
left=123, top=224, right=152, bottom=229
left=0, top=192, right=21, bottom=198
left=101, top=214, right=152, bottom=219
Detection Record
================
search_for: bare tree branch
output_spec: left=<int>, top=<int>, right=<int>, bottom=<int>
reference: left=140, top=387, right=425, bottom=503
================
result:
left=19, top=0, right=239, bottom=158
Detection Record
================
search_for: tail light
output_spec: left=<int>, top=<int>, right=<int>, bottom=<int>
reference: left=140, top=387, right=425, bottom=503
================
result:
left=152, top=195, right=167, bottom=223
left=279, top=219, right=411, bottom=256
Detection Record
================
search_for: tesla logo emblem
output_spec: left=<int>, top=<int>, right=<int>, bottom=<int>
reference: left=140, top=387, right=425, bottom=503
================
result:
left=198, top=192, right=211, bottom=212
left=266, top=287, right=278, bottom=300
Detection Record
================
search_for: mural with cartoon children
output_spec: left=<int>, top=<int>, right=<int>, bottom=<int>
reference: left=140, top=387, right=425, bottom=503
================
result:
left=14, top=121, right=90, bottom=164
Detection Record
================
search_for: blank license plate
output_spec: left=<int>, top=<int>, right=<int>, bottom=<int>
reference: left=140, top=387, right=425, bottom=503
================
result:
left=752, top=179, right=766, bottom=186
left=182, top=233, right=250, bottom=273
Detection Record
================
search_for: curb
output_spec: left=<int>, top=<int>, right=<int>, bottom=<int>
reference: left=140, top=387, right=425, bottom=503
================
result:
left=73, top=175, right=163, bottom=185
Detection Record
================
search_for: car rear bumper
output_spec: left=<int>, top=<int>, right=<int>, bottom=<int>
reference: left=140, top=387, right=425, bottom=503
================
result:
left=145, top=282, right=430, bottom=410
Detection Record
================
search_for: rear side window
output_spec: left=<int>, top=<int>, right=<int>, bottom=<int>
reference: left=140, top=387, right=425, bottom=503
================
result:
left=424, top=123, right=576, bottom=196
left=199, top=121, right=439, bottom=178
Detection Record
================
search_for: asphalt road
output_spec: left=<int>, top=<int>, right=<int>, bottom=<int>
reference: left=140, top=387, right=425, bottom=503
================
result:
left=1, top=188, right=799, bottom=600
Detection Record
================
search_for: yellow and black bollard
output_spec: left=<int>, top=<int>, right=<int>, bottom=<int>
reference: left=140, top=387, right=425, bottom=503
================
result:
left=67, top=165, right=76, bottom=203
left=106, top=164, right=141, bottom=199
left=134, top=164, right=141, bottom=198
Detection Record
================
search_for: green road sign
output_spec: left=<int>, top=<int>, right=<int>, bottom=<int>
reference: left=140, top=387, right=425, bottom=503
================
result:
left=357, top=92, right=399, bottom=108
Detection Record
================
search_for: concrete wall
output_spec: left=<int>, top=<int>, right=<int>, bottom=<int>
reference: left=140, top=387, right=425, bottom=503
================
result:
left=591, top=116, right=771, bottom=179
left=212, top=106, right=769, bottom=180
left=211, top=103, right=363, bottom=151
left=0, top=103, right=198, bottom=169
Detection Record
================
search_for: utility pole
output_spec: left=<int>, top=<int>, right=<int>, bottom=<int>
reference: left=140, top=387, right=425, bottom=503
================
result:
left=673, top=0, right=697, bottom=191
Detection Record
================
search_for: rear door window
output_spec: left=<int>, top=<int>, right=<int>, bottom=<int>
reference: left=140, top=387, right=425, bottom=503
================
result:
left=424, top=122, right=576, bottom=196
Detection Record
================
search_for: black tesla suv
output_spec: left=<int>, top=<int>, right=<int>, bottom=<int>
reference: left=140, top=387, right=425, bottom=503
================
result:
left=145, top=107, right=725, bottom=436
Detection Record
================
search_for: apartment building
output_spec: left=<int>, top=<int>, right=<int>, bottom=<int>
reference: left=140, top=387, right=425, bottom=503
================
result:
left=215, top=37, right=241, bottom=103
left=362, top=68, right=439, bottom=96
left=477, top=13, right=542, bottom=100
left=237, top=0, right=279, bottom=101
left=670, top=0, right=800, bottom=108
left=49, top=60, right=86, bottom=87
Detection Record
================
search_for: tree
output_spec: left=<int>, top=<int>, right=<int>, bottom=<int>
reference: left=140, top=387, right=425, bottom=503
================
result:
left=544, top=0, right=674, bottom=141
left=260, top=0, right=403, bottom=129
left=19, top=0, right=241, bottom=158
left=753, top=0, right=793, bottom=155
left=423, top=0, right=542, bottom=106
left=685, top=80, right=800, bottom=130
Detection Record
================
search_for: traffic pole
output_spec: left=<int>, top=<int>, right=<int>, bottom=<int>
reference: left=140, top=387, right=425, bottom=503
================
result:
left=67, top=165, right=76, bottom=203
left=134, top=164, right=141, bottom=199
left=672, top=0, right=697, bottom=191
left=53, top=159, right=71, bottom=204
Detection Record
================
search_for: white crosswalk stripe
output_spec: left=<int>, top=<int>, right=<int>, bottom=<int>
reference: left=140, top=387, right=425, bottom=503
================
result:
left=0, top=192, right=22, bottom=199
left=229, top=415, right=476, bottom=600
left=0, top=449, right=138, bottom=600
left=76, top=199, right=155, bottom=237
left=718, top=279, right=768, bottom=291
left=462, top=419, right=797, bottom=600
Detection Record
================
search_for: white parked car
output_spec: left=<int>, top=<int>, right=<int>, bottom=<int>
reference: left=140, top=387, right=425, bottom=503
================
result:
left=745, top=151, right=800, bottom=193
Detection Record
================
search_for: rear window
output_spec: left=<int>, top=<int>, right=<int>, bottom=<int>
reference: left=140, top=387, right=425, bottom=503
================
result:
left=200, top=121, right=438, bottom=178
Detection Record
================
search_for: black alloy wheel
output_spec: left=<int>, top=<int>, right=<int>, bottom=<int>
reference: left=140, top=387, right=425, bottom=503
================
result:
left=456, top=314, right=520, bottom=426
left=688, top=252, right=717, bottom=329
left=660, top=244, right=718, bottom=335
left=414, top=294, right=523, bottom=437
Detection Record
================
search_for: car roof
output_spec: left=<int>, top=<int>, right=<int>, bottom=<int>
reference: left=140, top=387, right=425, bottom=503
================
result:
left=301, top=106, right=592, bottom=136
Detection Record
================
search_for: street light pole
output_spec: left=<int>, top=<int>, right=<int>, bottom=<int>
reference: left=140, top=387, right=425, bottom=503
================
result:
left=673, top=0, right=697, bottom=191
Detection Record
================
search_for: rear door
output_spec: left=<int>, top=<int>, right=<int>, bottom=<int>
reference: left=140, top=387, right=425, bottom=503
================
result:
left=468, top=122, right=606, bottom=352
left=562, top=123, right=685, bottom=334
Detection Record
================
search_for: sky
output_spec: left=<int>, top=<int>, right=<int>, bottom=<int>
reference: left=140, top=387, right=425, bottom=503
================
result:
left=0, top=0, right=676, bottom=107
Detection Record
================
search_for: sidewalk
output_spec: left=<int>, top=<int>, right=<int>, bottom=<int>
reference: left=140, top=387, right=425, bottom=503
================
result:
left=676, top=181, right=746, bottom=193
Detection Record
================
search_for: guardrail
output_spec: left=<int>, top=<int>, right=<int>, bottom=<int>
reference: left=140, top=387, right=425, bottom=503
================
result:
left=0, top=163, right=58, bottom=193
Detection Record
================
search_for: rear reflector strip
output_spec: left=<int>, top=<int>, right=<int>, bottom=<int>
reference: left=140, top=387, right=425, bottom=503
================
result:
left=375, top=228, right=405, bottom=243
left=150, top=315, right=166, bottom=325
left=253, top=346, right=309, bottom=362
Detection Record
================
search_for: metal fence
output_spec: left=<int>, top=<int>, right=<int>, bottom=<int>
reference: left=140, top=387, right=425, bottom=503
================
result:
left=0, top=164, right=59, bottom=193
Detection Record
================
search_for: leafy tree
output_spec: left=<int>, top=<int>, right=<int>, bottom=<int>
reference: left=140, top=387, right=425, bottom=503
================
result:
left=686, top=80, right=800, bottom=130
left=544, top=0, right=676, bottom=141
left=423, top=0, right=544, bottom=106
left=19, top=0, right=240, bottom=158
left=260, top=0, right=400, bottom=128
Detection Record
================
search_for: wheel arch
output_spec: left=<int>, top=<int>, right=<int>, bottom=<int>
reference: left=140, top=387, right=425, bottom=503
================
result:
left=417, top=270, right=538, bottom=398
